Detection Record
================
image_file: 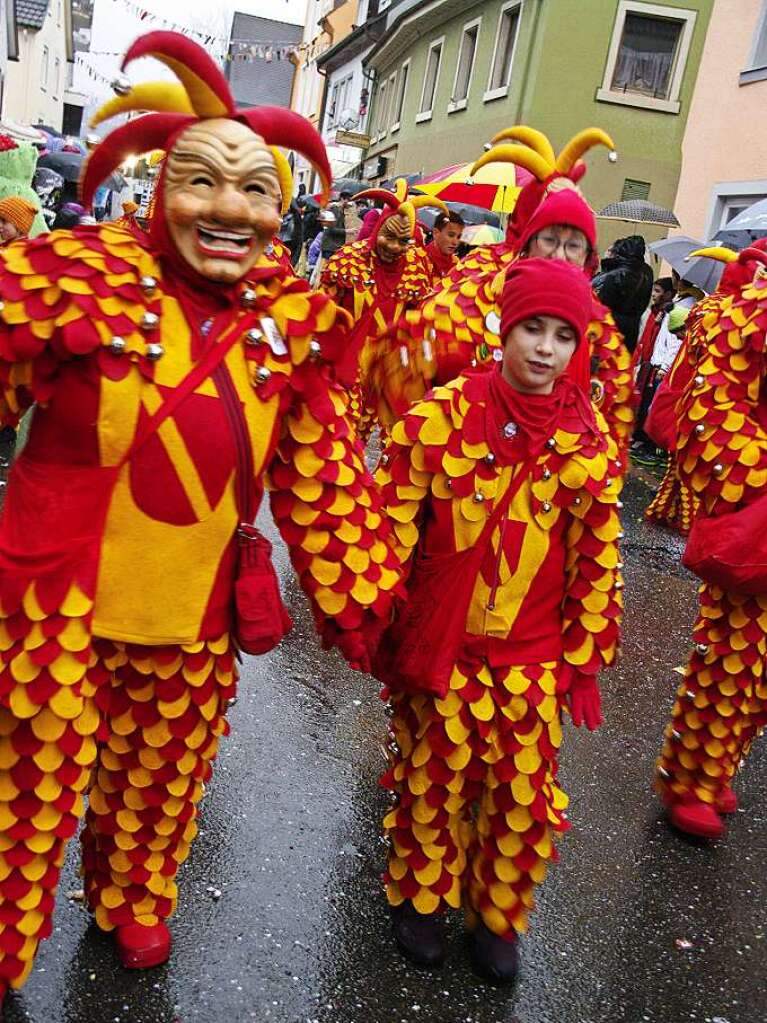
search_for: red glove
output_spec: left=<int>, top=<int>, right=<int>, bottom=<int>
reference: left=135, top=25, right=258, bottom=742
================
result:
left=566, top=671, right=602, bottom=731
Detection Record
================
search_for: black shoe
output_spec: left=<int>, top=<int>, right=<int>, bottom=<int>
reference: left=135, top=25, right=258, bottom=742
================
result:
left=390, top=900, right=446, bottom=967
left=469, top=921, right=520, bottom=984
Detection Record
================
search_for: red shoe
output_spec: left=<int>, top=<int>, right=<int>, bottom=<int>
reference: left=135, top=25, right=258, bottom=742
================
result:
left=115, top=922, right=171, bottom=969
left=668, top=800, right=724, bottom=839
left=717, top=787, right=738, bottom=814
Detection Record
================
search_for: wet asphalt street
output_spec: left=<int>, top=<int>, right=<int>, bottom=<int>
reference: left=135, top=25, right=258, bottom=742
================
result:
left=1, top=445, right=766, bottom=1023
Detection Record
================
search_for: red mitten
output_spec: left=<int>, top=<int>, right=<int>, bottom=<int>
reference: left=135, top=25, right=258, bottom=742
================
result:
left=567, top=671, right=602, bottom=731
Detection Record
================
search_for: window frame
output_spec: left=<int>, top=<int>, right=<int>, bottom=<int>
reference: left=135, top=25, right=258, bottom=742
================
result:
left=391, top=59, right=410, bottom=133
left=448, top=15, right=482, bottom=113
left=416, top=35, right=445, bottom=123
left=484, top=0, right=523, bottom=102
left=375, top=78, right=388, bottom=140
left=54, top=56, right=61, bottom=97
left=705, top=180, right=767, bottom=239
left=596, top=1, right=698, bottom=115
left=41, top=45, right=50, bottom=91
left=740, top=0, right=767, bottom=85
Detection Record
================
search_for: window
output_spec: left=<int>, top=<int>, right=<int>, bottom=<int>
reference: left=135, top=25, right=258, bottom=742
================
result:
left=620, top=178, right=651, bottom=201
left=417, top=37, right=443, bottom=122
left=391, top=60, right=409, bottom=131
left=327, top=80, right=339, bottom=127
left=597, top=2, right=697, bottom=115
left=375, top=79, right=388, bottom=139
left=383, top=71, right=396, bottom=131
left=741, top=1, right=767, bottom=84
left=449, top=18, right=480, bottom=112
left=54, top=57, right=61, bottom=95
left=706, top=182, right=767, bottom=239
left=485, top=2, right=522, bottom=100
left=41, top=45, right=49, bottom=89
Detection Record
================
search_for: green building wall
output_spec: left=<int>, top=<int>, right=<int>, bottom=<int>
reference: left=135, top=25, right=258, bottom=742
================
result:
left=365, top=0, right=714, bottom=247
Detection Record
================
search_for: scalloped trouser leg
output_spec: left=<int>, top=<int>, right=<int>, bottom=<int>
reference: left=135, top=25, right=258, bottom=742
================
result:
left=382, top=660, right=569, bottom=937
left=656, top=584, right=767, bottom=805
left=0, top=633, right=235, bottom=990
left=82, top=635, right=236, bottom=932
left=645, top=460, right=698, bottom=536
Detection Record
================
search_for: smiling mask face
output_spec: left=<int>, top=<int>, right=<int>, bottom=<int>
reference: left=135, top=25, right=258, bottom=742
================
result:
left=164, top=119, right=282, bottom=282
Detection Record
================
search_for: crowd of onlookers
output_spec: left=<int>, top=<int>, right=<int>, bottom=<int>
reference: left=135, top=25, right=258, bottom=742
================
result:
left=591, top=234, right=702, bottom=467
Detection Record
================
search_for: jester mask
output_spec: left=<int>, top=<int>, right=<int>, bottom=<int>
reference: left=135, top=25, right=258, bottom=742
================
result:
left=85, top=32, right=332, bottom=284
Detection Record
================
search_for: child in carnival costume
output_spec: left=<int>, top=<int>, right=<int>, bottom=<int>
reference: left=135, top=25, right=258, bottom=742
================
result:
left=320, top=179, right=438, bottom=440
left=0, top=32, right=403, bottom=1002
left=387, top=128, right=634, bottom=466
left=655, top=246, right=767, bottom=839
left=375, top=258, right=623, bottom=981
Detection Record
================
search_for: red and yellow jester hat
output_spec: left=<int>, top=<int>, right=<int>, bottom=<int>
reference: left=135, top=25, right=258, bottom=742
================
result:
left=688, top=240, right=767, bottom=295
left=471, top=126, right=616, bottom=257
left=354, top=177, right=449, bottom=245
left=82, top=31, right=331, bottom=215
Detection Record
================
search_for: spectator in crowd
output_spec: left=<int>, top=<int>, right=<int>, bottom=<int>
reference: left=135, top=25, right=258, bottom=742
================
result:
left=592, top=235, right=654, bottom=352
left=278, top=194, right=304, bottom=267
left=0, top=196, right=37, bottom=244
left=422, top=210, right=465, bottom=286
left=321, top=190, right=357, bottom=260
left=632, top=275, right=675, bottom=428
left=357, top=203, right=382, bottom=241
left=631, top=304, right=690, bottom=465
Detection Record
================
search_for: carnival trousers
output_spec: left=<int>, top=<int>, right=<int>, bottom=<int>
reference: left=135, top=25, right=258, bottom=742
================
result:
left=381, top=659, right=569, bottom=937
left=644, top=458, right=698, bottom=536
left=0, top=632, right=236, bottom=989
left=657, top=583, right=767, bottom=805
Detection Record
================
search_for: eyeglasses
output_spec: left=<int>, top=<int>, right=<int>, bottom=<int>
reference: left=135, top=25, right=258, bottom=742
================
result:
left=532, top=231, right=589, bottom=263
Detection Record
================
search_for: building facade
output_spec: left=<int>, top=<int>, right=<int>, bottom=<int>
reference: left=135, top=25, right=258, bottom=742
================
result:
left=3, top=0, right=72, bottom=128
left=673, top=0, right=767, bottom=242
left=226, top=13, right=302, bottom=110
left=362, top=0, right=714, bottom=244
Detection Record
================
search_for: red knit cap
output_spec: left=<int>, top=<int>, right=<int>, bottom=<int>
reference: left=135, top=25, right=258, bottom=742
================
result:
left=500, top=257, right=593, bottom=343
left=516, top=187, right=597, bottom=256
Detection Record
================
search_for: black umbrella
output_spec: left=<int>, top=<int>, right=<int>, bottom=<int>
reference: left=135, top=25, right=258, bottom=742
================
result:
left=32, top=124, right=64, bottom=138
left=37, top=151, right=124, bottom=190
left=416, top=201, right=501, bottom=229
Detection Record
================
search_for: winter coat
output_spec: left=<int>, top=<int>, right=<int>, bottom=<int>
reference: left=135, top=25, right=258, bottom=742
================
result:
left=592, top=236, right=653, bottom=352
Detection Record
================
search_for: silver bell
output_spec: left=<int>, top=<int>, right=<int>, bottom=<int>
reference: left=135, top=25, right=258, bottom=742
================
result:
left=256, top=366, right=271, bottom=384
left=246, top=327, right=264, bottom=344
left=146, top=343, right=164, bottom=361
left=85, top=133, right=100, bottom=150
left=241, top=289, right=257, bottom=308
left=111, top=74, right=132, bottom=96
left=140, top=275, right=157, bottom=294
left=141, top=311, right=159, bottom=331
left=541, top=501, right=552, bottom=513
left=484, top=453, right=496, bottom=465
left=713, top=463, right=724, bottom=476
left=473, top=492, right=485, bottom=503
left=542, top=467, right=552, bottom=481
left=309, top=339, right=322, bottom=359
left=694, top=423, right=705, bottom=435
left=695, top=642, right=709, bottom=655
left=694, top=375, right=704, bottom=387
left=546, top=437, right=556, bottom=448
left=573, top=496, right=582, bottom=506
left=109, top=336, right=126, bottom=355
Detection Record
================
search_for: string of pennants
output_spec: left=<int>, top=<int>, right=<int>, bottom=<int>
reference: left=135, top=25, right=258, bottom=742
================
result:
left=104, top=0, right=326, bottom=61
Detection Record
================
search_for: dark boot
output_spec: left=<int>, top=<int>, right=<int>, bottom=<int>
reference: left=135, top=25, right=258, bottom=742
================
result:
left=389, top=900, right=445, bottom=967
left=469, top=921, right=520, bottom=984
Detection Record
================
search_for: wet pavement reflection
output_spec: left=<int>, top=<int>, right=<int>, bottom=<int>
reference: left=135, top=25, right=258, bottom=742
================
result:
left=0, top=438, right=764, bottom=1022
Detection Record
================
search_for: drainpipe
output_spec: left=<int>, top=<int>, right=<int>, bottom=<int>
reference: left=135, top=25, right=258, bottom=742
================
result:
left=514, top=0, right=543, bottom=123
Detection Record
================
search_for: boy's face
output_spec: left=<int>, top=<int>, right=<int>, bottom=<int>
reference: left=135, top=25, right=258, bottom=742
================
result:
left=502, top=315, right=578, bottom=395
left=433, top=221, right=462, bottom=256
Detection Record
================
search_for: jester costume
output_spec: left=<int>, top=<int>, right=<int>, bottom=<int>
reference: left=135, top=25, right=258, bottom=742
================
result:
left=377, top=260, right=623, bottom=979
left=386, top=128, right=634, bottom=465
left=655, top=247, right=767, bottom=839
left=645, top=245, right=767, bottom=535
left=0, top=33, right=401, bottom=998
left=421, top=239, right=458, bottom=290
left=320, top=180, right=437, bottom=439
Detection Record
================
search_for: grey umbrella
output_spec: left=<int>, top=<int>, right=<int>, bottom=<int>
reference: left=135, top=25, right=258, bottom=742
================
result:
left=598, top=199, right=680, bottom=227
left=416, top=201, right=501, bottom=229
left=37, top=151, right=124, bottom=191
left=711, top=197, right=767, bottom=250
left=648, top=235, right=725, bottom=293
